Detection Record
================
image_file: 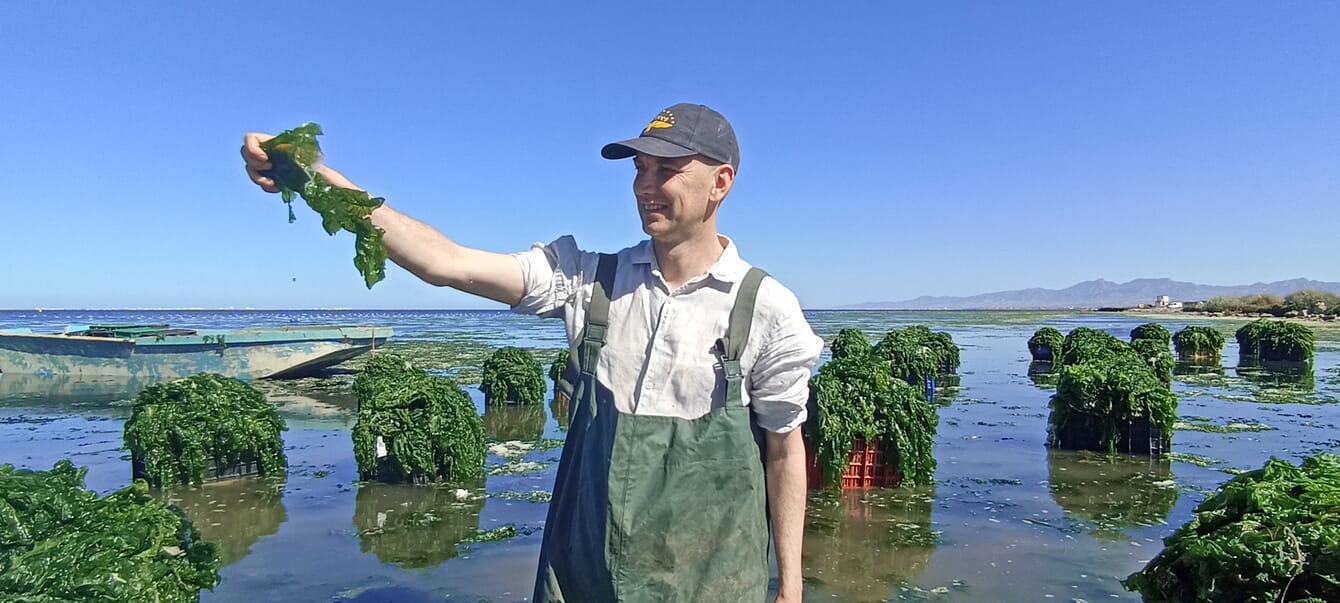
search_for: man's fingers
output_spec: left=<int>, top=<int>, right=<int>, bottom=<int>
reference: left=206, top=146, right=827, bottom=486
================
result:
left=241, top=132, right=274, bottom=163
left=246, top=166, right=279, bottom=193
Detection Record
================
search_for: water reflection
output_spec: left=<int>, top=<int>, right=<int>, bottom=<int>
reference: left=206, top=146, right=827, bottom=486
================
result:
left=1235, top=364, right=1316, bottom=391
left=802, top=488, right=936, bottom=602
left=1047, top=450, right=1178, bottom=540
left=263, top=389, right=359, bottom=426
left=353, top=483, right=484, bottom=569
left=549, top=396, right=570, bottom=432
left=482, top=404, right=546, bottom=442
left=1173, top=361, right=1225, bottom=378
left=0, top=372, right=145, bottom=415
left=158, top=478, right=287, bottom=567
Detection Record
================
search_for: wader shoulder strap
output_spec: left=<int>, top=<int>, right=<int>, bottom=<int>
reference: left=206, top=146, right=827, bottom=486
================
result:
left=579, top=253, right=618, bottom=377
left=717, top=267, right=769, bottom=404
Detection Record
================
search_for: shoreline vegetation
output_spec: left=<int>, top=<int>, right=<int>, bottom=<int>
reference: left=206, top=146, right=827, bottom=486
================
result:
left=1109, top=289, right=1340, bottom=322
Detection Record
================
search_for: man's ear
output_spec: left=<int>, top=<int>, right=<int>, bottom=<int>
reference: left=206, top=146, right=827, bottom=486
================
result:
left=710, top=163, right=735, bottom=203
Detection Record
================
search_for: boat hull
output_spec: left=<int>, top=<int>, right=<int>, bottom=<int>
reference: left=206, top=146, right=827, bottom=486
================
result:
left=0, top=326, right=392, bottom=380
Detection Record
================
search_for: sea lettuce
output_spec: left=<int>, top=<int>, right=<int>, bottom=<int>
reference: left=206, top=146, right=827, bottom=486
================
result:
left=260, top=122, right=388, bottom=289
left=0, top=461, right=219, bottom=601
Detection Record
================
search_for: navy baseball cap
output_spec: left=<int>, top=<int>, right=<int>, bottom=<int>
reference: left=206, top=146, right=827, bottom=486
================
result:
left=601, top=103, right=739, bottom=169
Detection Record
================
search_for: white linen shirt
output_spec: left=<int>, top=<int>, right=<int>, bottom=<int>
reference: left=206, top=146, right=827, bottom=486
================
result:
left=510, top=235, right=823, bottom=433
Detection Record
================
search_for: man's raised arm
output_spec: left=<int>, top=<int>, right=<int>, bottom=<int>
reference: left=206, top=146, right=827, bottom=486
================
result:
left=241, top=132, right=525, bottom=306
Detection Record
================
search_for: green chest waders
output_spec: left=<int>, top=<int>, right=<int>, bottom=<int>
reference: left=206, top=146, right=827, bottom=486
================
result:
left=535, top=254, right=772, bottom=602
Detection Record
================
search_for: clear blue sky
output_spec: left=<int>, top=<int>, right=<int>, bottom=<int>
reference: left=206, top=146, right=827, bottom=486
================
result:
left=2, top=2, right=1336, bottom=310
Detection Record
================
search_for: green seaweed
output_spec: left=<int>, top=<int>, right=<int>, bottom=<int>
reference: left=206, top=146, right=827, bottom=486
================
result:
left=0, top=461, right=220, bottom=601
left=1131, top=323, right=1173, bottom=347
left=1057, top=327, right=1125, bottom=367
left=1132, top=337, right=1176, bottom=385
left=830, top=328, right=873, bottom=361
left=874, top=326, right=960, bottom=382
left=1048, top=345, right=1178, bottom=453
left=260, top=122, right=388, bottom=289
left=805, top=353, right=938, bottom=488
left=1124, top=453, right=1340, bottom=603
left=547, top=349, right=570, bottom=386
left=1236, top=319, right=1315, bottom=362
left=479, top=347, right=545, bottom=406
left=351, top=354, right=486, bottom=483
left=123, top=374, right=288, bottom=488
left=1173, top=326, right=1225, bottom=363
left=1028, top=326, right=1065, bottom=363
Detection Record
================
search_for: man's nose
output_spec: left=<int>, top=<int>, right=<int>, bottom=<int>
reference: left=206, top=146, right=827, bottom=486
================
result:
left=633, top=172, right=656, bottom=197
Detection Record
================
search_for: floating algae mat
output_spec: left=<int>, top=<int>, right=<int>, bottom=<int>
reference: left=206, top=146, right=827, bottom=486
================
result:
left=1173, top=419, right=1275, bottom=433
left=124, top=373, right=288, bottom=487
left=1124, top=453, right=1340, bottom=602
left=260, top=122, right=387, bottom=289
left=0, top=461, right=220, bottom=602
left=352, top=354, right=486, bottom=483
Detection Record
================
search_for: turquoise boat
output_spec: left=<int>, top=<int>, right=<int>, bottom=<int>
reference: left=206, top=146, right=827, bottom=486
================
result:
left=0, top=323, right=392, bottom=380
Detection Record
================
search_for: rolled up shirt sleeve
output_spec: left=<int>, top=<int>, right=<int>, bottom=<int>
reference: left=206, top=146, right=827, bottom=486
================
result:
left=510, top=235, right=585, bottom=319
left=748, top=281, right=824, bottom=434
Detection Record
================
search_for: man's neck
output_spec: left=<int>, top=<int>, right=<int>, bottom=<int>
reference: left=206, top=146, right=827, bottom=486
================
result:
left=652, top=232, right=726, bottom=292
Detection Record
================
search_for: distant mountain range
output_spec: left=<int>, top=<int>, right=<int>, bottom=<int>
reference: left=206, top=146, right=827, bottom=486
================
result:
left=846, top=278, right=1340, bottom=310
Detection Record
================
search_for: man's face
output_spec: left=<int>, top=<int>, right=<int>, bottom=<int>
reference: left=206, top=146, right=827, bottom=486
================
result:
left=631, top=153, right=727, bottom=244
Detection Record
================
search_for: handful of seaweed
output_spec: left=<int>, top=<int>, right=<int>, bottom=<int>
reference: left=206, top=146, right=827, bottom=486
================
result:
left=260, top=122, right=388, bottom=289
left=352, top=353, right=486, bottom=483
left=1124, top=453, right=1340, bottom=603
left=124, top=373, right=288, bottom=487
left=0, top=461, right=219, bottom=602
left=480, top=346, right=545, bottom=406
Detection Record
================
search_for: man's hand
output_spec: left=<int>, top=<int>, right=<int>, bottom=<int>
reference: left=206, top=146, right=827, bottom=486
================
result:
left=241, top=132, right=279, bottom=193
left=237, top=130, right=525, bottom=304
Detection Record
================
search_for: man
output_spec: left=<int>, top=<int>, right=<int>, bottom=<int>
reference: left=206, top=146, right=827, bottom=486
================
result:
left=241, top=103, right=821, bottom=601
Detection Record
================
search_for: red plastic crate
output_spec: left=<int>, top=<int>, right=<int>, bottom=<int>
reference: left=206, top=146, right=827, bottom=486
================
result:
left=805, top=437, right=902, bottom=490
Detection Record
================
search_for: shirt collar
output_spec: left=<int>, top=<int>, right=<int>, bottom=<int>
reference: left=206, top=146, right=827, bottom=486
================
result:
left=629, top=235, right=751, bottom=284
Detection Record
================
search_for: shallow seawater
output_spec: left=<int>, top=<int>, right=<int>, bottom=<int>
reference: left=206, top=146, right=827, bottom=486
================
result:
left=1, top=309, right=1337, bottom=602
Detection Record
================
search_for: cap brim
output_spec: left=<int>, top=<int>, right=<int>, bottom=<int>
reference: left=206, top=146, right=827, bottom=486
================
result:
left=601, top=136, right=698, bottom=160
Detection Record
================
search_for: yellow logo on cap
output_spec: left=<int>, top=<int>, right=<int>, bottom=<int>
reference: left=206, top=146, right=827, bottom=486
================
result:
left=643, top=109, right=675, bottom=134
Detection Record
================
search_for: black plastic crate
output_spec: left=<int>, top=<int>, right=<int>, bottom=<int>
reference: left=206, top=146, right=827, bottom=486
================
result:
left=132, top=454, right=262, bottom=487
left=1049, top=414, right=1170, bottom=456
